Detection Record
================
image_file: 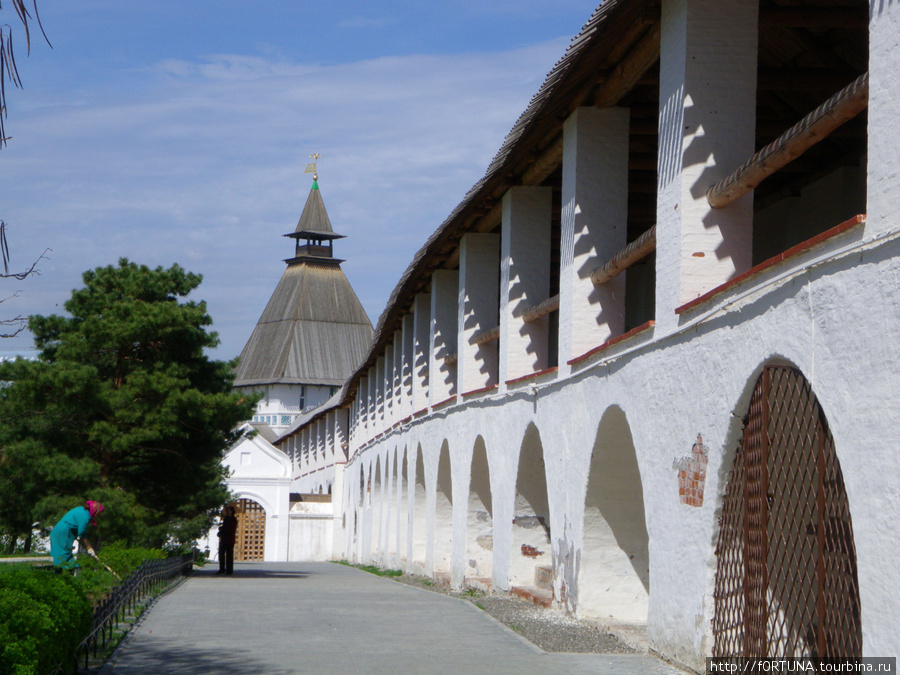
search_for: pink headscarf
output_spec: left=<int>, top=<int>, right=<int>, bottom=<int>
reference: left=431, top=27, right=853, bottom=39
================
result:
left=86, top=500, right=105, bottom=523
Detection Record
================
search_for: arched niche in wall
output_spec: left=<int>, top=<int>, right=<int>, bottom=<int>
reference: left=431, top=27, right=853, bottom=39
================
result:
left=466, top=435, right=494, bottom=583
left=410, top=443, right=428, bottom=570
left=433, top=440, right=454, bottom=577
left=577, top=405, right=649, bottom=624
left=372, top=454, right=383, bottom=561
left=509, top=423, right=551, bottom=589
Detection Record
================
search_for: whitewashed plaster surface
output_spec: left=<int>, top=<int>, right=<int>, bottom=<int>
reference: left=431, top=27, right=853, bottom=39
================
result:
left=278, top=4, right=900, bottom=671
left=340, top=232, right=900, bottom=671
left=205, top=425, right=292, bottom=563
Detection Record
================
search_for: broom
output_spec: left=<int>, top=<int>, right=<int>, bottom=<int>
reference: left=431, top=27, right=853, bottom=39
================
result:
left=87, top=548, right=122, bottom=581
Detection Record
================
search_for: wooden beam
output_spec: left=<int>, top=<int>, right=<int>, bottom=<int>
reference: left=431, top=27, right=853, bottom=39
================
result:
left=521, top=137, right=563, bottom=186
left=758, top=7, right=868, bottom=28
left=629, top=154, right=657, bottom=171
left=569, top=6, right=658, bottom=111
left=522, top=294, right=560, bottom=324
left=756, top=118, right=865, bottom=141
left=593, top=21, right=661, bottom=109
left=757, top=68, right=858, bottom=92
left=473, top=325, right=500, bottom=346
left=629, top=119, right=659, bottom=135
left=707, top=72, right=868, bottom=209
left=590, top=225, right=657, bottom=285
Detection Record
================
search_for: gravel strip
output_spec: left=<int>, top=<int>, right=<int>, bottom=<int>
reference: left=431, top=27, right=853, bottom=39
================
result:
left=392, top=573, right=637, bottom=654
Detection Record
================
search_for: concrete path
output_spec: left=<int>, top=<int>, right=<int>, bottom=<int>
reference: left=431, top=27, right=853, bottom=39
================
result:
left=103, top=562, right=686, bottom=675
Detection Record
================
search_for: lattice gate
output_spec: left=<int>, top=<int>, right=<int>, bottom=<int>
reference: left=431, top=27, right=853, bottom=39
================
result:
left=713, top=366, right=861, bottom=657
left=235, top=498, right=266, bottom=562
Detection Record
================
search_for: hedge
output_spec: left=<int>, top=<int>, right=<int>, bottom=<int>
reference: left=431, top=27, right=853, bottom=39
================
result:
left=0, top=545, right=167, bottom=675
left=0, top=565, right=91, bottom=675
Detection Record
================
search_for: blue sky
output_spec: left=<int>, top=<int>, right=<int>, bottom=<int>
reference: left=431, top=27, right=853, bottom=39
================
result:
left=0, top=1, right=597, bottom=359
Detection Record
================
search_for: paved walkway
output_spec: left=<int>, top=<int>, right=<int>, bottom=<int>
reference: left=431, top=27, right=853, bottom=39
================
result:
left=103, top=562, right=686, bottom=675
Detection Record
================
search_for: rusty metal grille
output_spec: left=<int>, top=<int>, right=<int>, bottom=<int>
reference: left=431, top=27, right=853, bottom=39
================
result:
left=713, top=366, right=861, bottom=657
left=235, top=498, right=266, bottom=562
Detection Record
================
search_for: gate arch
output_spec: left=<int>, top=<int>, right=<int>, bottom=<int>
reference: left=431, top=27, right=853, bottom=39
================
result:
left=713, top=365, right=861, bottom=657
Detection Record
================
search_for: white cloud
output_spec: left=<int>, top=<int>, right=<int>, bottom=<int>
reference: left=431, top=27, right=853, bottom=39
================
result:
left=0, top=37, right=568, bottom=359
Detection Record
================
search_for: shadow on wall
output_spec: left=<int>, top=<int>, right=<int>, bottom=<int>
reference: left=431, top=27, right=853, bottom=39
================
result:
left=411, top=444, right=428, bottom=569
left=467, top=436, right=494, bottom=580
left=510, top=423, right=551, bottom=588
left=577, top=406, right=649, bottom=624
left=434, top=441, right=453, bottom=574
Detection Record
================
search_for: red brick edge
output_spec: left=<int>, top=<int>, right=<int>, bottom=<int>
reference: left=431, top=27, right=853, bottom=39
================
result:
left=676, top=214, right=866, bottom=315
left=431, top=395, right=458, bottom=411
left=505, top=366, right=559, bottom=387
left=462, top=384, right=499, bottom=398
left=567, top=320, right=656, bottom=366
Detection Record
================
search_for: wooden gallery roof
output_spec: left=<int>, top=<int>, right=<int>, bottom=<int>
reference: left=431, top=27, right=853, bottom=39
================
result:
left=234, top=183, right=373, bottom=388
left=339, top=0, right=654, bottom=400
left=277, top=0, right=869, bottom=435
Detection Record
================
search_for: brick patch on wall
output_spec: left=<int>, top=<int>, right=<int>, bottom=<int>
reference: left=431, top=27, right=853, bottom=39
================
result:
left=674, top=434, right=708, bottom=507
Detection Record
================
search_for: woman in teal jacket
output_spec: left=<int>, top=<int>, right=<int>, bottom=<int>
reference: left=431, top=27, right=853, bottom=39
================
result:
left=49, top=501, right=104, bottom=570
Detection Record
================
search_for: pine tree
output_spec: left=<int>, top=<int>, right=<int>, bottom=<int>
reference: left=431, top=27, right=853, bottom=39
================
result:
left=0, top=259, right=258, bottom=550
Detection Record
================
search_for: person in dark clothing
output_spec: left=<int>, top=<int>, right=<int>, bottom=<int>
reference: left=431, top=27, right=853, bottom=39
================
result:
left=217, top=505, right=238, bottom=576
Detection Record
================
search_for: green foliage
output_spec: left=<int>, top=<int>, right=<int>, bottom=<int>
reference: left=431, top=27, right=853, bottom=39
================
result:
left=335, top=561, right=403, bottom=578
left=0, top=259, right=259, bottom=549
left=83, top=543, right=165, bottom=577
left=74, top=544, right=166, bottom=600
left=0, top=564, right=91, bottom=675
left=357, top=564, right=403, bottom=578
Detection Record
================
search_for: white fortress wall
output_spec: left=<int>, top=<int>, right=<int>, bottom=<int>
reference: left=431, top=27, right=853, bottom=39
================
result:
left=280, top=1, right=900, bottom=669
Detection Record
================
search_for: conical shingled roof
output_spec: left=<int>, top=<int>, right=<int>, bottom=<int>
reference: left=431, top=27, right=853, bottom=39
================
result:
left=294, top=181, right=341, bottom=237
left=234, top=182, right=373, bottom=388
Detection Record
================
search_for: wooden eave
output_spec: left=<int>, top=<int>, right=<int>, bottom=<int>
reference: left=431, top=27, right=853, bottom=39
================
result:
left=335, top=0, right=661, bottom=404
left=325, top=0, right=867, bottom=410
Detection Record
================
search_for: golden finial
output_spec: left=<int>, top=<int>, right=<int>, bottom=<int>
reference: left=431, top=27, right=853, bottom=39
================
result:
left=304, top=153, right=322, bottom=182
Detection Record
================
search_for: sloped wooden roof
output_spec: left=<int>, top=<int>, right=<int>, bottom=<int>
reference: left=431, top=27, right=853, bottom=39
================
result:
left=338, top=0, right=645, bottom=400
left=236, top=180, right=373, bottom=388
left=294, top=181, right=341, bottom=237
left=276, top=0, right=868, bottom=441
left=234, top=262, right=373, bottom=387
left=275, top=0, right=640, bottom=439
left=234, top=274, right=372, bottom=387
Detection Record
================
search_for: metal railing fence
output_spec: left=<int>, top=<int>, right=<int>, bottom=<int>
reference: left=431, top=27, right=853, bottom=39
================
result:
left=57, top=553, right=193, bottom=674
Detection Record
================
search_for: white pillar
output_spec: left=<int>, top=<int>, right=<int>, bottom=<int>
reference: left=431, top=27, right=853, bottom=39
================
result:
left=383, top=348, right=394, bottom=429
left=412, top=293, right=431, bottom=413
left=558, top=107, right=630, bottom=368
left=458, top=233, right=500, bottom=393
left=367, top=368, right=376, bottom=441
left=331, top=462, right=346, bottom=559
left=300, top=427, right=309, bottom=475
left=392, top=329, right=403, bottom=424
left=401, top=313, right=415, bottom=419
left=656, top=0, right=758, bottom=328
left=334, top=408, right=348, bottom=462
left=866, top=3, right=900, bottom=239
left=358, top=376, right=369, bottom=443
left=319, top=419, right=327, bottom=470
left=348, top=400, right=356, bottom=450
left=325, top=412, right=335, bottom=466
left=375, top=356, right=386, bottom=433
left=429, top=271, right=459, bottom=405
left=500, top=186, right=553, bottom=383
